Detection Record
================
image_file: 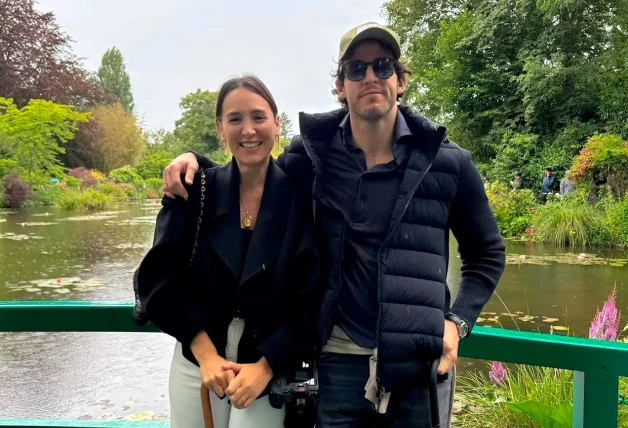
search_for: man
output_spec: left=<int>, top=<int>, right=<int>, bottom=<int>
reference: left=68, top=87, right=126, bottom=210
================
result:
left=560, top=170, right=574, bottom=195
left=540, top=167, right=556, bottom=203
left=510, top=172, right=523, bottom=190
left=160, top=22, right=505, bottom=427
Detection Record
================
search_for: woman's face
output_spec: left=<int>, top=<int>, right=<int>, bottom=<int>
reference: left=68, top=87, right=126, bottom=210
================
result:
left=218, top=88, right=279, bottom=168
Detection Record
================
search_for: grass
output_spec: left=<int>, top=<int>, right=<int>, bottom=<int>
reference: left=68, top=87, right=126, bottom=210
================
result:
left=57, top=188, right=114, bottom=211
left=532, top=194, right=602, bottom=247
left=456, top=364, right=573, bottom=427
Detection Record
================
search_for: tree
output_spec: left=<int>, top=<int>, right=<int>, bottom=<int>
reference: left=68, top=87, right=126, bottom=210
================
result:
left=97, top=47, right=135, bottom=111
left=89, top=103, right=146, bottom=172
left=173, top=89, right=220, bottom=155
left=0, top=0, right=111, bottom=108
left=383, top=0, right=628, bottom=174
left=279, top=112, right=294, bottom=141
left=0, top=97, right=89, bottom=180
left=62, top=118, right=104, bottom=169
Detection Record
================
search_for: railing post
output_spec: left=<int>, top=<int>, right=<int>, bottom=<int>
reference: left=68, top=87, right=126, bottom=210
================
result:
left=573, top=371, right=618, bottom=428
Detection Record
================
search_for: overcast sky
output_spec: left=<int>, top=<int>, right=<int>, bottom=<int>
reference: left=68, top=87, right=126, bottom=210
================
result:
left=37, top=0, right=386, bottom=133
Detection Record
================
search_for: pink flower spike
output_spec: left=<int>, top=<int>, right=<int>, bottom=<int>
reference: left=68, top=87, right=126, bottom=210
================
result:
left=489, top=361, right=508, bottom=387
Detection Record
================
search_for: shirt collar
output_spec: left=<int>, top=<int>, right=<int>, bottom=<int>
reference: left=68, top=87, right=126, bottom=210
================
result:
left=338, top=108, right=413, bottom=145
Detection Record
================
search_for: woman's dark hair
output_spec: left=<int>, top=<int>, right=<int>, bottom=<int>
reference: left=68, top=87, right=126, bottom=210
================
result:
left=216, top=74, right=278, bottom=122
left=331, top=38, right=411, bottom=107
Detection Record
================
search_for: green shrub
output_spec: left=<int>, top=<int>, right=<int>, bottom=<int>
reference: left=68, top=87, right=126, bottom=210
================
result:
left=101, top=182, right=130, bottom=202
left=145, top=177, right=162, bottom=190
left=108, top=165, right=144, bottom=185
left=58, top=188, right=114, bottom=211
left=64, top=176, right=80, bottom=188
left=26, top=185, right=64, bottom=207
left=604, top=195, right=628, bottom=246
left=0, top=159, right=18, bottom=178
left=571, top=134, right=628, bottom=197
left=531, top=192, right=602, bottom=247
left=145, top=177, right=163, bottom=199
left=137, top=149, right=173, bottom=179
left=486, top=181, right=536, bottom=237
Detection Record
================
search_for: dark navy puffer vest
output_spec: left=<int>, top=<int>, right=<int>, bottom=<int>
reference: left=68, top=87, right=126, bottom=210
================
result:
left=276, top=105, right=505, bottom=391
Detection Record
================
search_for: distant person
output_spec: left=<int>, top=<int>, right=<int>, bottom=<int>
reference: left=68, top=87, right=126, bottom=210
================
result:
left=510, top=172, right=522, bottom=190
left=539, top=167, right=556, bottom=203
left=483, top=177, right=490, bottom=190
left=560, top=170, right=574, bottom=195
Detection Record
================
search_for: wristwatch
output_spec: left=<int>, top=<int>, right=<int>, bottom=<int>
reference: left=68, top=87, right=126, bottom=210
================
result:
left=445, top=312, right=469, bottom=338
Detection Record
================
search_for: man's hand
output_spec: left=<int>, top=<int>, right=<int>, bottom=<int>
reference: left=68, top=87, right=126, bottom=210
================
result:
left=162, top=152, right=199, bottom=200
left=438, top=319, right=460, bottom=375
left=222, top=358, right=274, bottom=409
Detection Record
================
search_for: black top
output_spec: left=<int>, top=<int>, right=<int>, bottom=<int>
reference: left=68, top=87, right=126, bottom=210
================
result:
left=240, top=228, right=253, bottom=268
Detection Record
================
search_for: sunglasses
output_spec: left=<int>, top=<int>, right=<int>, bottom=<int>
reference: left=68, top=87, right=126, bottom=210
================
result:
left=342, top=57, right=398, bottom=82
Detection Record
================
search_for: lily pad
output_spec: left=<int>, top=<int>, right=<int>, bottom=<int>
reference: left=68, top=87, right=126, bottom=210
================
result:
left=64, top=214, right=119, bottom=222
left=481, top=312, right=497, bottom=316
left=518, top=316, right=535, bottom=322
left=552, top=325, right=569, bottom=331
left=476, top=317, right=486, bottom=323
left=126, top=411, right=155, bottom=421
left=0, top=232, right=43, bottom=240
left=0, top=218, right=6, bottom=223
left=114, top=243, right=150, bottom=249
left=506, top=252, right=628, bottom=267
left=17, top=222, right=57, bottom=226
left=542, top=317, right=560, bottom=323
left=32, top=212, right=54, bottom=217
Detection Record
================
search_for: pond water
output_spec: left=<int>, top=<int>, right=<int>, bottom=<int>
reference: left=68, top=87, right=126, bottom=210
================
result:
left=1, top=202, right=627, bottom=420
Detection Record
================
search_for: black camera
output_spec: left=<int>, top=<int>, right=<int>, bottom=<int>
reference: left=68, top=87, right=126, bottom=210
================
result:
left=269, top=359, right=318, bottom=422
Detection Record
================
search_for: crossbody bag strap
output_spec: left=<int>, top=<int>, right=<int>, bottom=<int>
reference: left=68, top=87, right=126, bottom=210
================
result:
left=189, top=170, right=206, bottom=267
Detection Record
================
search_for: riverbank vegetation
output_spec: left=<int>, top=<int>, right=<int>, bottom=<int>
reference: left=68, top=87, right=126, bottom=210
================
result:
left=454, top=288, right=628, bottom=427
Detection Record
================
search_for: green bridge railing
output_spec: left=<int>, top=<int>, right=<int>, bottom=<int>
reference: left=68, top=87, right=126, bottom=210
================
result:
left=1, top=300, right=627, bottom=427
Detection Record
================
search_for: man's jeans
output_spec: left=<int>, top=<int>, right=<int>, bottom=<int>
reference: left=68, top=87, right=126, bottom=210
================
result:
left=316, top=353, right=454, bottom=428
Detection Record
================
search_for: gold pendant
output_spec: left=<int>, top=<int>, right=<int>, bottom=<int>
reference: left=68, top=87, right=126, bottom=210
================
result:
left=241, top=215, right=254, bottom=228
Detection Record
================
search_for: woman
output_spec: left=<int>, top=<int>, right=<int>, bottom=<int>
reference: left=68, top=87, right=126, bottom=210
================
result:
left=137, top=75, right=319, bottom=428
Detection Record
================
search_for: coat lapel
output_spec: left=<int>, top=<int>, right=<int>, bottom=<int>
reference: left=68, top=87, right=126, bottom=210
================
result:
left=239, top=159, right=291, bottom=286
left=206, top=159, right=242, bottom=280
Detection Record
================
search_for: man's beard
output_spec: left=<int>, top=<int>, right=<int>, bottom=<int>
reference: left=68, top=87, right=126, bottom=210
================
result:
left=353, top=99, right=395, bottom=122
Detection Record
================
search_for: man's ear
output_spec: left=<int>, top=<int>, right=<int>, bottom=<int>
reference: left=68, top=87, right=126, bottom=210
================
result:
left=335, top=79, right=346, bottom=103
left=397, top=72, right=408, bottom=97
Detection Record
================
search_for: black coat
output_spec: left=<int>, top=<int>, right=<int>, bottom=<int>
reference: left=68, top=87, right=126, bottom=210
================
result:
left=137, top=157, right=319, bottom=377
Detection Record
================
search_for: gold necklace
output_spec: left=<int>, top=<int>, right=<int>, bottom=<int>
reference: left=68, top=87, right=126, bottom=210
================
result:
left=240, top=199, right=259, bottom=229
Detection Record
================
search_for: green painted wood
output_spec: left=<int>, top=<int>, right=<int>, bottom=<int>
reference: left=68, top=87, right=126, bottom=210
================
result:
left=572, top=371, right=619, bottom=428
left=460, top=324, right=628, bottom=376
left=0, top=419, right=168, bottom=427
left=0, top=301, right=159, bottom=333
